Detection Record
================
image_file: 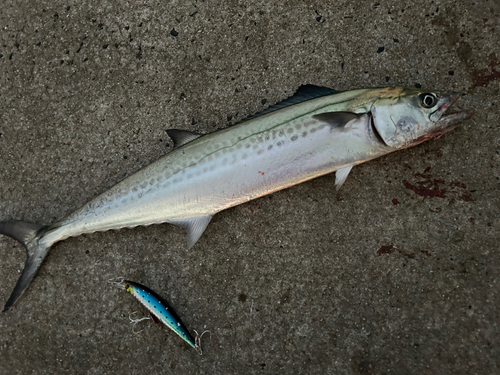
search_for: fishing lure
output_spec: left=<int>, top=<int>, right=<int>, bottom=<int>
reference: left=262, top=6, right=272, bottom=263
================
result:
left=110, top=278, right=207, bottom=354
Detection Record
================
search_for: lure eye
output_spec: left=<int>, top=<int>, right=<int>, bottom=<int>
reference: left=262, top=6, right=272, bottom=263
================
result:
left=420, top=93, right=438, bottom=108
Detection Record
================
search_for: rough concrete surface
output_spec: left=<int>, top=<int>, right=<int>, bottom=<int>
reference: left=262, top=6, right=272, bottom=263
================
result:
left=0, top=0, right=499, bottom=374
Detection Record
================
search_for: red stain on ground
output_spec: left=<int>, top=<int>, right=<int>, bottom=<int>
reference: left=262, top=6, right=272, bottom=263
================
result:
left=461, top=193, right=474, bottom=202
left=421, top=250, right=431, bottom=257
left=450, top=181, right=467, bottom=189
left=403, top=179, right=447, bottom=198
left=403, top=167, right=474, bottom=202
left=472, top=53, right=500, bottom=88
left=377, top=245, right=416, bottom=258
left=258, top=171, right=265, bottom=176
left=377, top=245, right=396, bottom=256
left=392, top=198, right=399, bottom=205
left=414, top=166, right=432, bottom=178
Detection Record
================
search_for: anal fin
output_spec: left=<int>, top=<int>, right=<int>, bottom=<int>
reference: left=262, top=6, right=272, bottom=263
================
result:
left=169, top=215, right=212, bottom=250
left=335, top=166, right=353, bottom=190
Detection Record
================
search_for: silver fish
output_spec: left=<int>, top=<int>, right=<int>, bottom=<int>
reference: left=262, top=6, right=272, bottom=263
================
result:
left=0, top=85, right=472, bottom=311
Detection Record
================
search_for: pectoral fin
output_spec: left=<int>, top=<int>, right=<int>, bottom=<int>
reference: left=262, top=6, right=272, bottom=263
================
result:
left=169, top=215, right=212, bottom=250
left=312, top=112, right=360, bottom=129
left=335, top=166, right=353, bottom=190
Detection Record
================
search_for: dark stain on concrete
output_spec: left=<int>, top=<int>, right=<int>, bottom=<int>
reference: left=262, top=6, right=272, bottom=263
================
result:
left=403, top=179, right=447, bottom=198
left=450, top=181, right=467, bottom=189
left=431, top=14, right=461, bottom=46
left=377, top=245, right=396, bottom=256
left=378, top=245, right=419, bottom=259
left=457, top=42, right=473, bottom=66
left=403, top=167, right=475, bottom=201
left=238, top=293, right=247, bottom=303
left=461, top=193, right=474, bottom=202
left=472, top=53, right=500, bottom=87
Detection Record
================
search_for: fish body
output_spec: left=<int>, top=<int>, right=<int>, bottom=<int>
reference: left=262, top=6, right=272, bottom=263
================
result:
left=0, top=85, right=472, bottom=311
left=117, top=280, right=196, bottom=348
left=42, top=87, right=383, bottom=246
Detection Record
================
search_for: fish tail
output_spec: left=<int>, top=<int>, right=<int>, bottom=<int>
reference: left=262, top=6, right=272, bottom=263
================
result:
left=0, top=220, right=51, bottom=312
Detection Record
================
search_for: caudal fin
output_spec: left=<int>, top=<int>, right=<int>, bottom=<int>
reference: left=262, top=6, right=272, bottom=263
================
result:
left=0, top=220, right=50, bottom=312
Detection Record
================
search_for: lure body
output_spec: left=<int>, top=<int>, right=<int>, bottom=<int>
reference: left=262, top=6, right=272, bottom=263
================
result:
left=123, top=280, right=196, bottom=348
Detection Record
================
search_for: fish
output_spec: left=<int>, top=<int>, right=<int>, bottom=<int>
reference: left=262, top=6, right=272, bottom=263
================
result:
left=0, top=85, right=473, bottom=311
left=110, top=278, right=204, bottom=353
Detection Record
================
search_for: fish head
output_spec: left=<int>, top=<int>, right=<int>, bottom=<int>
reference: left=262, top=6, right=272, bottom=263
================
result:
left=370, top=88, right=473, bottom=149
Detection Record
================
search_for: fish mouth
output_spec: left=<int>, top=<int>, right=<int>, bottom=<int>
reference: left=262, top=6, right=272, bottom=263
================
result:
left=409, top=95, right=473, bottom=146
left=436, top=109, right=474, bottom=128
left=436, top=93, right=474, bottom=128
left=423, top=110, right=474, bottom=141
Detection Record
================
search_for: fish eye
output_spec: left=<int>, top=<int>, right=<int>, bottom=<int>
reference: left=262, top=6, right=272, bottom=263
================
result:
left=420, top=93, right=438, bottom=108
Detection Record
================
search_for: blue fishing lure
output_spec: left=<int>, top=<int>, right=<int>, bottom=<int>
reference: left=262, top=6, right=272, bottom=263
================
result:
left=110, top=278, right=206, bottom=353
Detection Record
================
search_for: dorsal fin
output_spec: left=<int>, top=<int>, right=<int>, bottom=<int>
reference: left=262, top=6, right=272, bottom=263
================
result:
left=235, top=85, right=337, bottom=125
left=166, top=129, right=203, bottom=149
left=294, top=84, right=338, bottom=98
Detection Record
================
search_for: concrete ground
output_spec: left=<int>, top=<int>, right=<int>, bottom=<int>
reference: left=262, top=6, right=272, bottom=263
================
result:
left=0, top=0, right=499, bottom=374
